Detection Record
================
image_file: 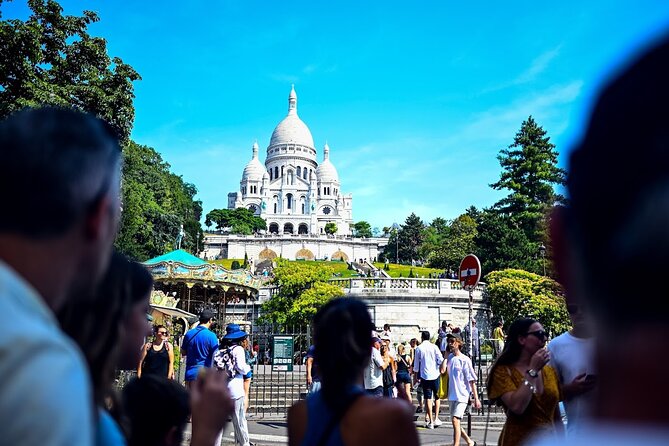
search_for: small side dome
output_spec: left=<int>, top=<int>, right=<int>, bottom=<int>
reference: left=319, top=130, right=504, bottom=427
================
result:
left=316, top=142, right=339, bottom=183
left=242, top=141, right=267, bottom=181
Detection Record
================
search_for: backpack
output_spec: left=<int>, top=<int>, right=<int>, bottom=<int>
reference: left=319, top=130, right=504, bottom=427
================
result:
left=213, top=345, right=239, bottom=379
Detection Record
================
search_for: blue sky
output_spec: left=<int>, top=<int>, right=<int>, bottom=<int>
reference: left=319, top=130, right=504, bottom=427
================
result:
left=5, top=1, right=669, bottom=229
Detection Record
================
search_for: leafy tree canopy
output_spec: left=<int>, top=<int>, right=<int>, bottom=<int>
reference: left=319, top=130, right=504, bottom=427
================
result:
left=485, top=269, right=570, bottom=337
left=0, top=0, right=140, bottom=140
left=204, top=207, right=267, bottom=235
left=259, top=259, right=344, bottom=326
left=116, top=141, right=203, bottom=260
left=353, top=221, right=372, bottom=238
left=429, top=214, right=478, bottom=271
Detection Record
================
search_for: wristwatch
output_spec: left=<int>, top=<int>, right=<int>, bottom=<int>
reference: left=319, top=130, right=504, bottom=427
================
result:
left=526, top=369, right=538, bottom=378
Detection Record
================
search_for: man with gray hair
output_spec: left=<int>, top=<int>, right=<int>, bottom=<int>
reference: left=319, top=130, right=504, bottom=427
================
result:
left=0, top=107, right=122, bottom=445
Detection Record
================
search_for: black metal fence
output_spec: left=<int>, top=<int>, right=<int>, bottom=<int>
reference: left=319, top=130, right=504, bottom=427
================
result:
left=246, top=324, right=311, bottom=418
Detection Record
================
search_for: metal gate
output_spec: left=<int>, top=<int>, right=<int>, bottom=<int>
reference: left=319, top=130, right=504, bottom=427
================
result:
left=247, top=324, right=311, bottom=418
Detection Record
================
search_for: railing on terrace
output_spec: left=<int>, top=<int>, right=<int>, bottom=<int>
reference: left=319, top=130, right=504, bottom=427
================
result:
left=329, top=277, right=486, bottom=294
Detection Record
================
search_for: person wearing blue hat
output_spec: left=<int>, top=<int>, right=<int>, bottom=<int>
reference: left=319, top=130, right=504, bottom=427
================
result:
left=214, top=324, right=251, bottom=446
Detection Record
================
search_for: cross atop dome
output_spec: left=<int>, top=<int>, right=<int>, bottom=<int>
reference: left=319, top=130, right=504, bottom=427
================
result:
left=252, top=140, right=259, bottom=158
left=288, top=85, right=297, bottom=115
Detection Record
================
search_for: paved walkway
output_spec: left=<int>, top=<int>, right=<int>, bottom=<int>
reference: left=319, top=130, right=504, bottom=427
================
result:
left=184, top=416, right=503, bottom=445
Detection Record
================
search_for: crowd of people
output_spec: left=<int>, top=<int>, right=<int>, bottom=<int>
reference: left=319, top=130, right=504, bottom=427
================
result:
left=3, top=30, right=669, bottom=446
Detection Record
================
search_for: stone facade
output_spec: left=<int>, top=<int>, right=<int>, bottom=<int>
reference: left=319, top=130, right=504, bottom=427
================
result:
left=202, top=233, right=386, bottom=262
left=227, top=86, right=353, bottom=236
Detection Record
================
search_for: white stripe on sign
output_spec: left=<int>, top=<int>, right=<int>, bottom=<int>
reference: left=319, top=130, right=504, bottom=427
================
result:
left=460, top=268, right=477, bottom=277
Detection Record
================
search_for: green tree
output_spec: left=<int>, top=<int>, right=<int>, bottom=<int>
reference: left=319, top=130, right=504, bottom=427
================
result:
left=204, top=208, right=266, bottom=235
left=0, top=0, right=140, bottom=140
left=485, top=269, right=570, bottom=337
left=324, top=222, right=338, bottom=235
left=352, top=221, right=372, bottom=238
left=115, top=142, right=203, bottom=260
left=432, top=214, right=478, bottom=271
left=398, top=213, right=424, bottom=262
left=260, top=259, right=344, bottom=326
left=491, top=116, right=566, bottom=240
left=419, top=217, right=447, bottom=263
left=472, top=208, right=544, bottom=275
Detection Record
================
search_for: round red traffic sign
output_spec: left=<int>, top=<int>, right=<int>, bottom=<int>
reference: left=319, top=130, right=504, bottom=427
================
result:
left=459, top=254, right=481, bottom=291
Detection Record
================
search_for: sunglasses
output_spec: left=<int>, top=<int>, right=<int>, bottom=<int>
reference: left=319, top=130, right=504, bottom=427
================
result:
left=526, top=330, right=548, bottom=339
left=158, top=331, right=169, bottom=336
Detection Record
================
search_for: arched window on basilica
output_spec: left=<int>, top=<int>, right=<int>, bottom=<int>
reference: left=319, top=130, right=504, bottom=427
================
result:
left=297, top=166, right=301, bottom=177
left=286, top=193, right=293, bottom=210
left=274, top=166, right=279, bottom=179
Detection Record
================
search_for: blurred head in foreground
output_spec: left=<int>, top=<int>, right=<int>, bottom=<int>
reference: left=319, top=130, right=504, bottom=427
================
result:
left=554, top=34, right=669, bottom=427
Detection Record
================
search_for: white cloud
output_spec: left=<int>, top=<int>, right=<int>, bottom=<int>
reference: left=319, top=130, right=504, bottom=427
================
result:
left=483, top=45, right=563, bottom=93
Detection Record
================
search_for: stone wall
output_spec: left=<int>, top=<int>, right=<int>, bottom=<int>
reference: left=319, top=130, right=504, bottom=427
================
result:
left=203, top=233, right=387, bottom=262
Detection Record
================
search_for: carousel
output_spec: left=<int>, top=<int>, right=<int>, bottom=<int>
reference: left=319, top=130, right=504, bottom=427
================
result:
left=143, top=250, right=267, bottom=338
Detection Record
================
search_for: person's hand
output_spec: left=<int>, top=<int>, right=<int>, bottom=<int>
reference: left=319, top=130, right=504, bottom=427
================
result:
left=566, top=373, right=597, bottom=397
left=473, top=397, right=481, bottom=410
left=529, top=347, right=550, bottom=372
left=190, top=369, right=233, bottom=446
left=306, top=375, right=312, bottom=386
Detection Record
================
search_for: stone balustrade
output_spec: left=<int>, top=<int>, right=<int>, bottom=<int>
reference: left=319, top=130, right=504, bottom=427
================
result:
left=329, top=277, right=485, bottom=297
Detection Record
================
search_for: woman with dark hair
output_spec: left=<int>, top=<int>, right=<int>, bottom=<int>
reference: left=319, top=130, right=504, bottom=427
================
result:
left=138, top=325, right=175, bottom=379
left=287, top=298, right=418, bottom=446
left=486, top=318, right=563, bottom=446
left=58, top=252, right=155, bottom=446
left=59, top=252, right=233, bottom=446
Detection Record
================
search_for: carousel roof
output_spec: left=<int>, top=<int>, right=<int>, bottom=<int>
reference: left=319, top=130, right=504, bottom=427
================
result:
left=144, top=249, right=208, bottom=266
left=143, top=250, right=266, bottom=295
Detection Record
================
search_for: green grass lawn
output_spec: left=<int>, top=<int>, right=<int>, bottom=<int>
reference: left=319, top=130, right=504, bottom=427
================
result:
left=209, top=258, right=443, bottom=279
left=209, top=258, right=360, bottom=277
left=373, top=262, right=443, bottom=278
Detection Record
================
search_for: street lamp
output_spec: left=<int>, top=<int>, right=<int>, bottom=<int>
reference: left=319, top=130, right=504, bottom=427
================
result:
left=539, top=243, right=546, bottom=276
left=391, top=222, right=400, bottom=264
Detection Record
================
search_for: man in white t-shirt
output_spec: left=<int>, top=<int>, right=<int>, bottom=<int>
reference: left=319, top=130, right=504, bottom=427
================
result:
left=413, top=330, right=445, bottom=429
left=548, top=305, right=596, bottom=436
left=446, top=333, right=481, bottom=446
left=364, top=337, right=388, bottom=396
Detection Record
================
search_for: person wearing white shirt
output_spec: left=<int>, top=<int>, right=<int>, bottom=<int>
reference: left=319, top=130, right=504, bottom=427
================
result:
left=364, top=337, right=389, bottom=396
left=214, top=324, right=252, bottom=446
left=446, top=332, right=481, bottom=446
left=547, top=305, right=596, bottom=437
left=413, top=331, right=446, bottom=429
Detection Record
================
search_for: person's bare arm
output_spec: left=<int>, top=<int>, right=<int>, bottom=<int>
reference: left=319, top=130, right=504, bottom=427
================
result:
left=499, top=349, right=549, bottom=415
left=306, top=357, right=313, bottom=386
left=562, top=373, right=596, bottom=400
left=137, top=343, right=148, bottom=378
left=167, top=342, right=175, bottom=379
left=287, top=400, right=308, bottom=446
left=470, top=380, right=481, bottom=409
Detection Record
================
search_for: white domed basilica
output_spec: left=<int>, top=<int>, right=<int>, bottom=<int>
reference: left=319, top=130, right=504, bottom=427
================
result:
left=227, top=86, right=353, bottom=236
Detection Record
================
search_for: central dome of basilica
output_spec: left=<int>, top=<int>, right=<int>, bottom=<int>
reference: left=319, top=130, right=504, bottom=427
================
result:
left=267, top=86, right=315, bottom=150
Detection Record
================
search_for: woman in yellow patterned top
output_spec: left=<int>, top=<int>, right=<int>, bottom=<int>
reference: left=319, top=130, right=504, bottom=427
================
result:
left=486, top=318, right=564, bottom=446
